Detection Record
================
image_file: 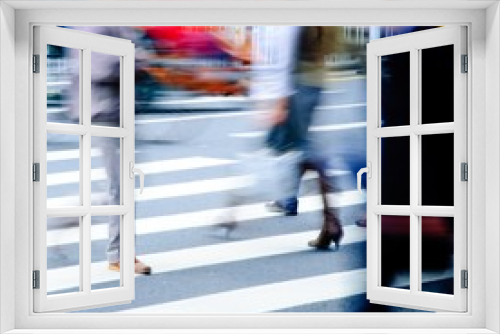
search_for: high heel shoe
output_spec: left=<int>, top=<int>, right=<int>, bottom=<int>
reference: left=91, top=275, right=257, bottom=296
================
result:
left=308, top=227, right=344, bottom=250
left=308, top=212, right=344, bottom=250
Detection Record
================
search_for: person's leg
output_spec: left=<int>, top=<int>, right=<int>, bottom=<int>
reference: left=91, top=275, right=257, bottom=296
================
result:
left=266, top=85, right=321, bottom=215
left=286, top=85, right=323, bottom=209
left=97, top=135, right=151, bottom=274
left=302, top=151, right=344, bottom=250
left=95, top=136, right=121, bottom=263
left=276, top=150, right=304, bottom=214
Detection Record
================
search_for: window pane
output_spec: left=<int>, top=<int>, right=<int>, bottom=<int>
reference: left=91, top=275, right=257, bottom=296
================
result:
left=421, top=133, right=454, bottom=206
left=91, top=137, right=121, bottom=206
left=92, top=215, right=121, bottom=291
left=381, top=136, right=410, bottom=205
left=47, top=134, right=81, bottom=208
left=47, top=45, right=80, bottom=124
left=91, top=52, right=121, bottom=127
left=381, top=52, right=410, bottom=127
left=421, top=45, right=454, bottom=124
left=47, top=217, right=80, bottom=295
left=381, top=215, right=410, bottom=290
left=421, top=216, right=454, bottom=295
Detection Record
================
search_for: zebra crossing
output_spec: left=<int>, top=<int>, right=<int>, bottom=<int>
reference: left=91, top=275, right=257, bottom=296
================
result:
left=45, top=146, right=453, bottom=314
left=44, top=95, right=452, bottom=313
left=45, top=141, right=375, bottom=313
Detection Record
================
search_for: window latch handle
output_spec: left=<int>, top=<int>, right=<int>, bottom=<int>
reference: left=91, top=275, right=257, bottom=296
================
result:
left=357, top=162, right=371, bottom=194
left=129, top=162, right=144, bottom=194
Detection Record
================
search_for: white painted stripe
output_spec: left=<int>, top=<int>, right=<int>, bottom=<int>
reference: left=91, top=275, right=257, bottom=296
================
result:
left=47, top=175, right=252, bottom=207
left=120, top=268, right=453, bottom=314
left=135, top=110, right=262, bottom=125
left=144, top=96, right=248, bottom=105
left=47, top=81, right=71, bottom=86
left=47, top=189, right=365, bottom=247
left=122, top=269, right=367, bottom=313
left=322, top=89, right=345, bottom=94
left=316, top=102, right=366, bottom=110
left=229, top=131, right=263, bottom=138
left=47, top=107, right=70, bottom=114
left=47, top=168, right=352, bottom=207
left=47, top=225, right=367, bottom=293
left=311, top=121, right=366, bottom=132
left=47, top=157, right=236, bottom=186
left=47, top=149, right=141, bottom=162
left=325, top=75, right=366, bottom=82
left=229, top=122, right=367, bottom=138
left=135, top=102, right=366, bottom=125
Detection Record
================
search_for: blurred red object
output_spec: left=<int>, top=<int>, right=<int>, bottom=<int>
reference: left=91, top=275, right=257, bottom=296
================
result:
left=381, top=215, right=451, bottom=237
left=143, top=66, right=245, bottom=96
left=139, top=26, right=224, bottom=57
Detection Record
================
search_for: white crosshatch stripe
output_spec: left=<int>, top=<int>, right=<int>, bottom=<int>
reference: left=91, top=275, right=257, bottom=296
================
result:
left=120, top=268, right=452, bottom=314
left=47, top=175, right=252, bottom=207
left=47, top=169, right=352, bottom=207
left=316, top=102, right=366, bottom=110
left=47, top=226, right=367, bottom=293
left=46, top=148, right=142, bottom=162
left=47, top=189, right=366, bottom=247
left=135, top=110, right=262, bottom=124
left=121, top=269, right=367, bottom=313
left=47, top=156, right=237, bottom=186
left=230, top=122, right=367, bottom=138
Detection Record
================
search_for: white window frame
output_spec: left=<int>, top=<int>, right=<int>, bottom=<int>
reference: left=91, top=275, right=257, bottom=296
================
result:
left=1, top=1, right=498, bottom=333
left=32, top=26, right=136, bottom=313
left=366, top=26, right=467, bottom=312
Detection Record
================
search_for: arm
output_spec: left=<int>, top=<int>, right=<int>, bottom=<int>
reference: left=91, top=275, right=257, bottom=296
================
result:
left=250, top=26, right=299, bottom=122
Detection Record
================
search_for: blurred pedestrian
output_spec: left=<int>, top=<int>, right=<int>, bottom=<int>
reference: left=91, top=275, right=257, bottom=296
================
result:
left=212, top=26, right=299, bottom=235
left=68, top=26, right=151, bottom=275
left=263, top=26, right=346, bottom=250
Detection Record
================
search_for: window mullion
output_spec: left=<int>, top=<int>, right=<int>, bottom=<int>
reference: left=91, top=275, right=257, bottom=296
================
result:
left=410, top=48, right=420, bottom=294
left=373, top=205, right=411, bottom=215
left=90, top=126, right=130, bottom=138
left=90, top=205, right=129, bottom=216
left=47, top=123, right=89, bottom=136
left=47, top=207, right=91, bottom=218
left=81, top=48, right=92, bottom=294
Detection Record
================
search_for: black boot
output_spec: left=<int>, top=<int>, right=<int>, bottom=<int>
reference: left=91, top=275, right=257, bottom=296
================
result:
left=308, top=210, right=343, bottom=250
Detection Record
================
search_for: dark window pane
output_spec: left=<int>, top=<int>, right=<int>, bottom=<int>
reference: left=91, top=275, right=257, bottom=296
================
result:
left=381, top=136, right=410, bottom=205
left=381, top=215, right=410, bottom=290
left=421, top=134, right=454, bottom=206
left=421, top=216, right=454, bottom=295
left=421, top=45, right=454, bottom=124
left=381, top=52, right=410, bottom=127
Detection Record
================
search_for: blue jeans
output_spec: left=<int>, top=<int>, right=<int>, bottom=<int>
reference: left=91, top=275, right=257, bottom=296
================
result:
left=279, top=149, right=332, bottom=213
left=94, top=133, right=121, bottom=263
left=265, top=83, right=324, bottom=213
left=266, top=84, right=321, bottom=153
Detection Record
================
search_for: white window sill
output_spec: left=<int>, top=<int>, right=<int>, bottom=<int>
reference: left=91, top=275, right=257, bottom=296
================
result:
left=4, top=330, right=498, bottom=334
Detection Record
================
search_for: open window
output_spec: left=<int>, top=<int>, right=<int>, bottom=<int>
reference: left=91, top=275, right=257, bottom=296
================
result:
left=364, top=26, right=467, bottom=312
left=33, top=26, right=137, bottom=312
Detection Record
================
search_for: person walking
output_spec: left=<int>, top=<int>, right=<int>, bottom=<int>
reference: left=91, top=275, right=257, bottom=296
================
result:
left=69, top=26, right=152, bottom=275
left=263, top=26, right=346, bottom=250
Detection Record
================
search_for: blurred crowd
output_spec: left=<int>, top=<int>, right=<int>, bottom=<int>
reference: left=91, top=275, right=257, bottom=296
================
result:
left=47, top=25, right=454, bottom=310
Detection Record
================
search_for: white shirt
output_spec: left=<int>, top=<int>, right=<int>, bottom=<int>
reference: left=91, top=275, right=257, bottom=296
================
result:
left=250, top=26, right=300, bottom=102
